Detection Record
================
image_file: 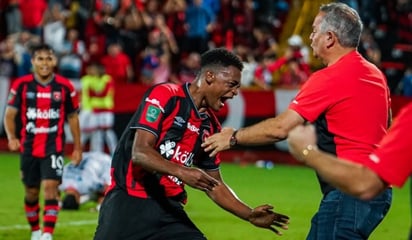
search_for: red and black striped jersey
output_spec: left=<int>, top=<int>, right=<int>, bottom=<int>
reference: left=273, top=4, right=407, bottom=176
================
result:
left=108, top=83, right=222, bottom=203
left=7, top=74, right=79, bottom=157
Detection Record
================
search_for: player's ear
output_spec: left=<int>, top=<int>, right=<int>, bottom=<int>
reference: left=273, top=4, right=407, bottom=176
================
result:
left=205, top=71, right=215, bottom=85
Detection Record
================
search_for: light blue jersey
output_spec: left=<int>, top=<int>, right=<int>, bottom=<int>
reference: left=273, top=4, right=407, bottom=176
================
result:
left=59, top=152, right=111, bottom=195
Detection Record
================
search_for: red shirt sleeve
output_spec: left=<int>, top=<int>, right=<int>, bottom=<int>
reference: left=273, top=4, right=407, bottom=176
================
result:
left=363, top=103, right=412, bottom=187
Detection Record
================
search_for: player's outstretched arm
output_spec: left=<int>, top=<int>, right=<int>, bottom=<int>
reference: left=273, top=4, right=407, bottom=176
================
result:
left=205, top=169, right=289, bottom=236
left=249, top=204, right=290, bottom=235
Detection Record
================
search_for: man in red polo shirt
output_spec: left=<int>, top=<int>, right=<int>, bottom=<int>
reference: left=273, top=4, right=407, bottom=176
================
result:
left=203, top=3, right=392, bottom=239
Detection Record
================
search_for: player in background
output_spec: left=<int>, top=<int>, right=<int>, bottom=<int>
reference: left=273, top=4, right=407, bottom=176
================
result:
left=4, top=44, right=82, bottom=240
left=59, top=151, right=111, bottom=211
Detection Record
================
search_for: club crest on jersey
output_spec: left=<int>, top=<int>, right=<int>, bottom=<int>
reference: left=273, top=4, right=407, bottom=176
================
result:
left=53, top=91, right=62, bottom=101
left=146, top=105, right=161, bottom=122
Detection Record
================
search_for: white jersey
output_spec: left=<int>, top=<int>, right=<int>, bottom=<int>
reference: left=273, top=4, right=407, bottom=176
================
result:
left=59, top=152, right=112, bottom=195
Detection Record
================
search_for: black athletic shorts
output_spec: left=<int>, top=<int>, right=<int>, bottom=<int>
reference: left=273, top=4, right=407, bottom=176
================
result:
left=94, top=189, right=207, bottom=240
left=20, top=153, right=64, bottom=187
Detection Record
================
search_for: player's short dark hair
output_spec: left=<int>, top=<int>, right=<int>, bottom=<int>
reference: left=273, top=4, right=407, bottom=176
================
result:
left=200, top=48, right=243, bottom=72
left=30, top=44, right=54, bottom=57
left=62, top=194, right=79, bottom=210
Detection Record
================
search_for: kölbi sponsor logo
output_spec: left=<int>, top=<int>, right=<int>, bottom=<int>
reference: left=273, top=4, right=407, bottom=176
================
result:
left=159, top=140, right=194, bottom=166
left=26, top=108, right=60, bottom=120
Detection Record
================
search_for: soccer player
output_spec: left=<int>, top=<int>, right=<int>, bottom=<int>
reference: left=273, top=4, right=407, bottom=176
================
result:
left=4, top=44, right=82, bottom=240
left=287, top=102, right=412, bottom=239
left=93, top=48, right=289, bottom=240
left=202, top=3, right=392, bottom=239
left=59, top=151, right=111, bottom=211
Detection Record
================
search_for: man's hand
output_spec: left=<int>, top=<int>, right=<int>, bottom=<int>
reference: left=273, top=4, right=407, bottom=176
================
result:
left=7, top=138, right=20, bottom=151
left=248, top=204, right=290, bottom=236
left=178, top=167, right=220, bottom=192
left=71, top=149, right=82, bottom=165
left=201, top=127, right=235, bottom=157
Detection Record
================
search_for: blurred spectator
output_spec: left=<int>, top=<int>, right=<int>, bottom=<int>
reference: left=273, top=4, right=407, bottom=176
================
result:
left=139, top=14, right=177, bottom=85
left=140, top=0, right=163, bottom=30
left=0, top=36, right=18, bottom=79
left=58, top=28, right=85, bottom=81
left=163, top=0, right=187, bottom=47
left=200, top=0, right=221, bottom=15
left=100, top=42, right=134, bottom=84
left=286, top=34, right=310, bottom=64
left=4, top=0, right=22, bottom=35
left=139, top=28, right=169, bottom=86
left=0, top=36, right=18, bottom=135
left=234, top=43, right=257, bottom=88
left=19, top=0, right=48, bottom=37
left=251, top=24, right=278, bottom=58
left=82, top=39, right=105, bottom=75
left=169, top=51, right=201, bottom=84
left=12, top=31, right=40, bottom=76
left=253, top=52, right=288, bottom=90
left=278, top=57, right=309, bottom=89
left=58, top=29, right=85, bottom=82
left=163, top=0, right=187, bottom=72
left=211, top=0, right=255, bottom=50
left=75, top=0, right=95, bottom=41
left=401, top=66, right=412, bottom=97
left=91, top=0, right=121, bottom=48
left=184, top=0, right=216, bottom=54
left=359, top=28, right=382, bottom=67
left=116, top=1, right=148, bottom=70
left=43, top=2, right=68, bottom=55
left=61, top=28, right=86, bottom=58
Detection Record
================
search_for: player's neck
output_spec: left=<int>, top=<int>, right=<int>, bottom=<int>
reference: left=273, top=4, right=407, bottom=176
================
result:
left=34, top=73, right=54, bottom=84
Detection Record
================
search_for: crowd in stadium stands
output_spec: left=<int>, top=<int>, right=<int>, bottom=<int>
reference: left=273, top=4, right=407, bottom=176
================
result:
left=0, top=0, right=411, bottom=94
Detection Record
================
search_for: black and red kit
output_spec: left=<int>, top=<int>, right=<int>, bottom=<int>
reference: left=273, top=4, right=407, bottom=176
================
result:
left=7, top=74, right=79, bottom=157
left=107, top=83, right=222, bottom=203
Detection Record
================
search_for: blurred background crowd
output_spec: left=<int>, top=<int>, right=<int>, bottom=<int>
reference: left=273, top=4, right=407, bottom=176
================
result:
left=0, top=0, right=411, bottom=94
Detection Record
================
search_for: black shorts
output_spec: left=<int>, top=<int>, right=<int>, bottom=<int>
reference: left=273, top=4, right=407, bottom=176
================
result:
left=20, top=153, right=64, bottom=187
left=94, top=189, right=207, bottom=240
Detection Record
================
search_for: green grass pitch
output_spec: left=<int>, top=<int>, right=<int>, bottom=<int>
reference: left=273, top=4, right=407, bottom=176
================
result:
left=0, top=152, right=410, bottom=240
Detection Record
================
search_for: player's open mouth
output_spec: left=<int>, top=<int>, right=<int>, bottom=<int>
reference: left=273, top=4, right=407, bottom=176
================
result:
left=219, top=97, right=230, bottom=106
left=221, top=97, right=229, bottom=102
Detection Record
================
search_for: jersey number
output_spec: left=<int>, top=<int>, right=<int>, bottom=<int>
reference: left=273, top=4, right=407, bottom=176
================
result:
left=50, top=155, right=64, bottom=170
